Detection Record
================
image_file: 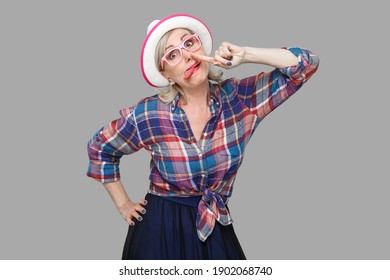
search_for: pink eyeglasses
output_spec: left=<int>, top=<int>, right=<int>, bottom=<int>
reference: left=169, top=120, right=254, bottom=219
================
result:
left=160, top=34, right=202, bottom=70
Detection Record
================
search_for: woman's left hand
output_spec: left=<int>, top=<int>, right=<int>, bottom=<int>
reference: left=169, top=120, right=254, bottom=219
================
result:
left=191, top=42, right=246, bottom=69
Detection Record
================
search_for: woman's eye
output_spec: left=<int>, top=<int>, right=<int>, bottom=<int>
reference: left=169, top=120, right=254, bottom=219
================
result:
left=185, top=39, right=194, bottom=48
left=168, top=50, right=179, bottom=60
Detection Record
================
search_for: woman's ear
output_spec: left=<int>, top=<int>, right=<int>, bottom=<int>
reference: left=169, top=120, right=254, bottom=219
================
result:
left=160, top=70, right=170, bottom=80
left=160, top=71, right=174, bottom=84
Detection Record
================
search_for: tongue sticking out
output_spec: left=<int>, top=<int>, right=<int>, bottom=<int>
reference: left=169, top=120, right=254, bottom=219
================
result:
left=184, top=67, right=195, bottom=80
left=184, top=64, right=199, bottom=80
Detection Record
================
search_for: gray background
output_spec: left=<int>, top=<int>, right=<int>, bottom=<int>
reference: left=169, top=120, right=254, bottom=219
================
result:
left=1, top=0, right=388, bottom=260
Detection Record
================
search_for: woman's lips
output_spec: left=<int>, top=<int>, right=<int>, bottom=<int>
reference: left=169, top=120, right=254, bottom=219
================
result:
left=184, top=62, right=200, bottom=80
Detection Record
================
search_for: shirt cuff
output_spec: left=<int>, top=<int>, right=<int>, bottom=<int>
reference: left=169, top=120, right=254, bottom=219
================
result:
left=278, top=47, right=311, bottom=80
left=86, top=161, right=121, bottom=183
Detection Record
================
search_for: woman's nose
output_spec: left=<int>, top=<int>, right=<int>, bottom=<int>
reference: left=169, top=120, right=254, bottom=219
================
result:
left=182, top=49, right=192, bottom=61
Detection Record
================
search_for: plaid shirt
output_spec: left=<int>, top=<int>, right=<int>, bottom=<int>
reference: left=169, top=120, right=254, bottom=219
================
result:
left=87, top=47, right=319, bottom=241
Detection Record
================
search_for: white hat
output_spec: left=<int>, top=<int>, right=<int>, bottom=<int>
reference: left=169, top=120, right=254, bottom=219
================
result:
left=140, top=14, right=213, bottom=87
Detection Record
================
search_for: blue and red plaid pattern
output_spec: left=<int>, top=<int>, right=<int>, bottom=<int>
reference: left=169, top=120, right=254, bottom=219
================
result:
left=87, top=47, right=319, bottom=241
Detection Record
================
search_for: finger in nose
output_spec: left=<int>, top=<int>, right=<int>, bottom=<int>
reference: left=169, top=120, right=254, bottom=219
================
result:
left=182, top=49, right=192, bottom=60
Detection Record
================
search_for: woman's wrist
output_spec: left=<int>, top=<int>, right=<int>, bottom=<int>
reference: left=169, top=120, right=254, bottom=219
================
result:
left=242, top=47, right=299, bottom=68
left=117, top=199, right=133, bottom=210
left=242, top=47, right=263, bottom=64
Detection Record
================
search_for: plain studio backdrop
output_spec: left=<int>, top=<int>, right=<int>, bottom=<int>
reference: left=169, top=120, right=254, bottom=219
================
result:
left=0, top=0, right=388, bottom=260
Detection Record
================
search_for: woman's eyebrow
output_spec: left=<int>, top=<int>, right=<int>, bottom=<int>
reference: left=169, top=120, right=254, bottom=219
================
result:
left=180, top=33, right=191, bottom=40
left=165, top=33, right=191, bottom=50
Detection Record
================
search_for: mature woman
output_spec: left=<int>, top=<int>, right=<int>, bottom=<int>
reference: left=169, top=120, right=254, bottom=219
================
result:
left=87, top=13, right=319, bottom=259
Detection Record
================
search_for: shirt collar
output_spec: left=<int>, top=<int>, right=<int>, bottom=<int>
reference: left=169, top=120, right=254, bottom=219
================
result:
left=170, top=83, right=221, bottom=112
left=170, top=93, right=180, bottom=112
left=209, top=82, right=221, bottom=107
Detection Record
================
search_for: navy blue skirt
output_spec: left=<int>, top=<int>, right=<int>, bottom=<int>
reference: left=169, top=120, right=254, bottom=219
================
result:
left=122, top=193, right=246, bottom=260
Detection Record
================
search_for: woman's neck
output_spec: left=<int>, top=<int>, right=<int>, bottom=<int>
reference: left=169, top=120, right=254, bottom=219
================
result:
left=180, top=81, right=209, bottom=108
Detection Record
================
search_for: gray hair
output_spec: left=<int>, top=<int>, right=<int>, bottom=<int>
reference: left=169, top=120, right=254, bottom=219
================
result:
left=155, top=29, right=223, bottom=104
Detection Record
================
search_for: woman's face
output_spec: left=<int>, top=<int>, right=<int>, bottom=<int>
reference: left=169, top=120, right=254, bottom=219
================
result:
left=160, top=28, right=209, bottom=89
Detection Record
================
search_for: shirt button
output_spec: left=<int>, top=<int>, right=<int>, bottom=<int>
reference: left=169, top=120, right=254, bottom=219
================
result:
left=201, top=172, right=206, bottom=177
left=199, top=153, right=203, bottom=158
left=203, top=132, right=207, bottom=136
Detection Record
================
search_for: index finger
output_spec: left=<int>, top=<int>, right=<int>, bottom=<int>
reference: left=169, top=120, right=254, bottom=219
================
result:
left=190, top=53, right=217, bottom=64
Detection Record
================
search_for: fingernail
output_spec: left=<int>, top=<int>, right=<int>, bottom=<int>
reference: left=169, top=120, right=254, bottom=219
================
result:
left=141, top=209, right=146, bottom=214
left=229, top=56, right=233, bottom=60
left=138, top=217, right=143, bottom=221
left=143, top=200, right=148, bottom=205
left=227, top=62, right=232, bottom=66
left=130, top=221, right=135, bottom=226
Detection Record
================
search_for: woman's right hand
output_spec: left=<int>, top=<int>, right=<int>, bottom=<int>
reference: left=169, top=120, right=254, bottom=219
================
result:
left=191, top=42, right=246, bottom=69
left=117, top=199, right=148, bottom=226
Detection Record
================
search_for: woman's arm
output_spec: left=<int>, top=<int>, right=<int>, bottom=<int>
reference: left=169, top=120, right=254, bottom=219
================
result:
left=87, top=106, right=147, bottom=225
left=191, top=42, right=298, bottom=68
left=238, top=47, right=319, bottom=120
left=192, top=44, right=319, bottom=120
left=87, top=106, right=142, bottom=183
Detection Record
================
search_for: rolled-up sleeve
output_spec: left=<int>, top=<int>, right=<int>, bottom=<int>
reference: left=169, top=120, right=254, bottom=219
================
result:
left=87, top=106, right=143, bottom=183
left=236, top=47, right=320, bottom=120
